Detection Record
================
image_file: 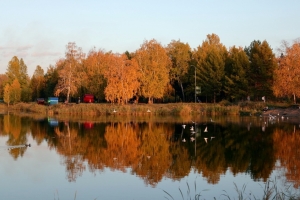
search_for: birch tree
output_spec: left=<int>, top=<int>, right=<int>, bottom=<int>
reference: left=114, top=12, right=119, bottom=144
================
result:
left=55, top=42, right=85, bottom=102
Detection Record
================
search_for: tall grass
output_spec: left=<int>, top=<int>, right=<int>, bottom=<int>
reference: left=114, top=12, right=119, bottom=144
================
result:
left=163, top=180, right=209, bottom=200
left=2, top=101, right=295, bottom=117
left=163, top=179, right=300, bottom=200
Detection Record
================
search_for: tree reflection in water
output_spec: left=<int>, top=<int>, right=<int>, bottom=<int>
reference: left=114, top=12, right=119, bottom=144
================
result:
left=0, top=114, right=299, bottom=190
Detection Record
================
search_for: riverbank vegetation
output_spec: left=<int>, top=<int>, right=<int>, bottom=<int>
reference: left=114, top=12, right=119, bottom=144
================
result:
left=0, top=100, right=287, bottom=117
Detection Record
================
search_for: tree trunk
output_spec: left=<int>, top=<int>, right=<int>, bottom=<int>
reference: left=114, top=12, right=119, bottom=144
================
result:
left=179, top=81, right=185, bottom=102
left=213, top=92, right=216, bottom=103
left=67, top=86, right=70, bottom=103
left=148, top=97, right=153, bottom=104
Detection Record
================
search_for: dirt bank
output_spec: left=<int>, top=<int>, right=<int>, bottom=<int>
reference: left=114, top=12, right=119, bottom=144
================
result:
left=262, top=106, right=300, bottom=117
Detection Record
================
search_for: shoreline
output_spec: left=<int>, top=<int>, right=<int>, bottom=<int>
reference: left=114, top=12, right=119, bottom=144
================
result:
left=1, top=102, right=300, bottom=118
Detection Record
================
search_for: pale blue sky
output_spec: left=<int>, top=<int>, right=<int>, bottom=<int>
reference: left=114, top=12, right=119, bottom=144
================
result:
left=0, top=0, right=299, bottom=76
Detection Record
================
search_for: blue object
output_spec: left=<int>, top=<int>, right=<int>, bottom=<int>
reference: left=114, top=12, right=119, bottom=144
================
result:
left=48, top=97, right=58, bottom=105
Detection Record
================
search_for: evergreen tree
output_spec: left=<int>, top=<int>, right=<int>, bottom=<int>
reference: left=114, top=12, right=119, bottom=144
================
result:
left=44, top=65, right=59, bottom=97
left=224, top=46, right=250, bottom=101
left=244, top=40, right=277, bottom=101
left=193, top=34, right=227, bottom=103
left=31, top=65, right=45, bottom=100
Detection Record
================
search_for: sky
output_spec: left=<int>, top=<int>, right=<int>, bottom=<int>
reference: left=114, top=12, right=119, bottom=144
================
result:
left=0, top=0, right=299, bottom=77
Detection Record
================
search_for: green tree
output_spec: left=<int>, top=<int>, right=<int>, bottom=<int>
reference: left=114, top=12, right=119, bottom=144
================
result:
left=44, top=65, right=59, bottom=97
left=135, top=39, right=171, bottom=104
left=193, top=34, right=227, bottom=103
left=31, top=65, right=45, bottom=100
left=166, top=40, right=191, bottom=102
left=224, top=46, right=250, bottom=101
left=244, top=40, right=277, bottom=101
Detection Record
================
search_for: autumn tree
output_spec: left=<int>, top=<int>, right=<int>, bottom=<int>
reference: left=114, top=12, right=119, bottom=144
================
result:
left=273, top=40, right=300, bottom=103
left=30, top=65, right=45, bottom=100
left=3, top=84, right=11, bottom=106
left=0, top=74, right=8, bottom=99
left=193, top=33, right=227, bottom=103
left=6, top=56, right=31, bottom=102
left=82, top=49, right=108, bottom=101
left=104, top=53, right=141, bottom=104
left=55, top=42, right=85, bottom=102
left=244, top=40, right=277, bottom=100
left=4, top=79, right=21, bottom=105
left=135, top=39, right=171, bottom=104
left=166, top=40, right=191, bottom=102
left=224, top=46, right=250, bottom=101
left=10, top=79, right=21, bottom=104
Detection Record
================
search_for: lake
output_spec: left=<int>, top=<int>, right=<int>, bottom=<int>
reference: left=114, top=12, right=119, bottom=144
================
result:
left=0, top=113, right=299, bottom=200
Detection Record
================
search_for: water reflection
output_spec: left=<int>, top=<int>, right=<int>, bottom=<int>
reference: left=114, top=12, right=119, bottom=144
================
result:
left=0, top=114, right=300, bottom=191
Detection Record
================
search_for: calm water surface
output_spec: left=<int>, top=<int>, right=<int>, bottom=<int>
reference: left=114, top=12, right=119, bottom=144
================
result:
left=0, top=113, right=299, bottom=200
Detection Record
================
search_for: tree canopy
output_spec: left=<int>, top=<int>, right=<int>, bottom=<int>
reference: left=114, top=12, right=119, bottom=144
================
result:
left=1, top=34, right=299, bottom=104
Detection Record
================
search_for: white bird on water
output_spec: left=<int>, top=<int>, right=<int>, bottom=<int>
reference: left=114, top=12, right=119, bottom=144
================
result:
left=204, top=126, right=208, bottom=132
left=182, top=138, right=186, bottom=142
left=190, top=126, right=194, bottom=131
left=190, top=137, right=195, bottom=142
left=113, top=109, right=117, bottom=113
left=204, top=138, right=208, bottom=143
left=182, top=124, right=186, bottom=129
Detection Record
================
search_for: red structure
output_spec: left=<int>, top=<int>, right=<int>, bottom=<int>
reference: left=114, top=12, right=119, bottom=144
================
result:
left=83, top=94, right=94, bottom=103
left=36, top=98, right=45, bottom=105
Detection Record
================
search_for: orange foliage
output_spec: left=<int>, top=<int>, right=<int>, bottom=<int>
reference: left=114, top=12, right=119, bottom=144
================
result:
left=273, top=128, right=300, bottom=188
left=273, top=41, right=300, bottom=103
left=104, top=54, right=141, bottom=104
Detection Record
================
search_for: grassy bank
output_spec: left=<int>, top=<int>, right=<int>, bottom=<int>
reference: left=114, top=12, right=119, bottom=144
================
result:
left=0, top=101, right=271, bottom=117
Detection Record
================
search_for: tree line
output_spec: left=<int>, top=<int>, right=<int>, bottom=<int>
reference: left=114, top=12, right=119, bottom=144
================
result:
left=0, top=33, right=299, bottom=105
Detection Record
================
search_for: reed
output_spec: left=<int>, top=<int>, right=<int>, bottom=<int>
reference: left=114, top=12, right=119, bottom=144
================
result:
left=163, top=180, right=209, bottom=200
left=163, top=179, right=300, bottom=200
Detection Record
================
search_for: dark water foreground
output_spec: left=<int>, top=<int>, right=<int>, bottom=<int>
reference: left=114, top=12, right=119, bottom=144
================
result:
left=0, top=113, right=299, bottom=200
